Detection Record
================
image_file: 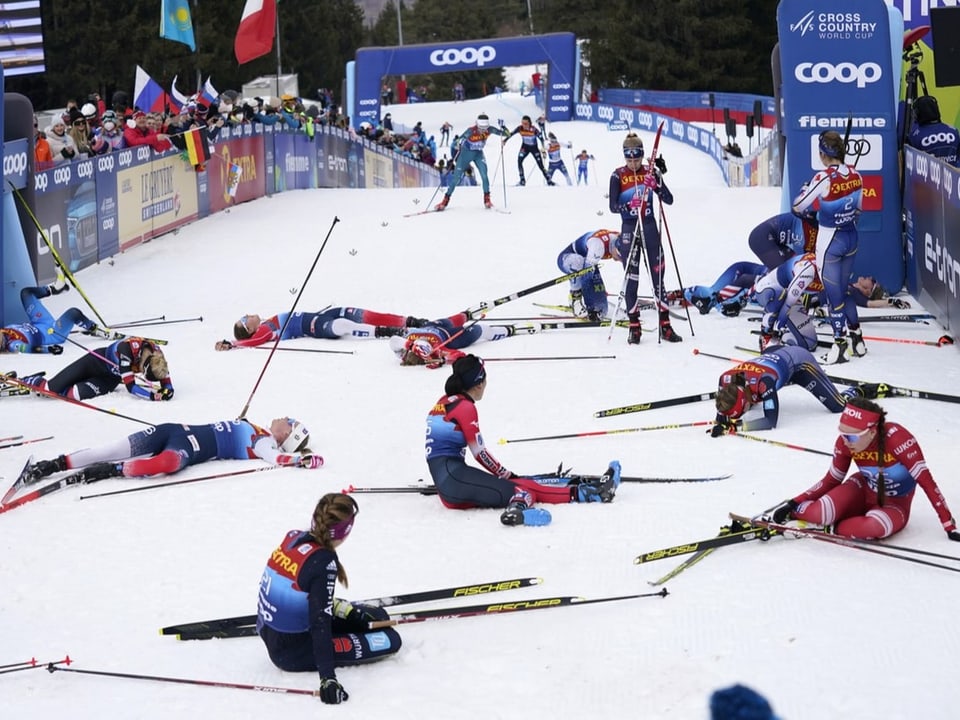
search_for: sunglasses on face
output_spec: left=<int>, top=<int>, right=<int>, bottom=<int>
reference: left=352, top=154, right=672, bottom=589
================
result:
left=73, top=120, right=87, bottom=126
left=840, top=427, right=872, bottom=443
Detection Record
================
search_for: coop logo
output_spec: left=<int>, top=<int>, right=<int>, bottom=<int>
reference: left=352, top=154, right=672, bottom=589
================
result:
left=795, top=61, right=881, bottom=89
left=359, top=98, right=377, bottom=106
left=575, top=104, right=593, bottom=120
left=53, top=166, right=72, bottom=186
left=97, top=155, right=114, bottom=172
left=429, top=45, right=496, bottom=68
left=597, top=106, right=614, bottom=121
left=921, top=132, right=958, bottom=148
left=136, top=147, right=151, bottom=162
left=3, top=151, right=27, bottom=175
left=118, top=150, right=134, bottom=167
left=790, top=10, right=816, bottom=36
left=35, top=173, right=48, bottom=192
left=636, top=112, right=654, bottom=130
left=77, top=161, right=94, bottom=179
left=607, top=121, right=629, bottom=131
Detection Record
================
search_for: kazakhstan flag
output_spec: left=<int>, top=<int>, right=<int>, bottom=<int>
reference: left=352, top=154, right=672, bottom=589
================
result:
left=160, top=0, right=196, bottom=51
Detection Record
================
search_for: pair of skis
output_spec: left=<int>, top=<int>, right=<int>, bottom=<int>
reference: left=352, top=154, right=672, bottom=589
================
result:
left=0, top=456, right=99, bottom=513
left=162, top=576, right=668, bottom=640
left=635, top=514, right=960, bottom=584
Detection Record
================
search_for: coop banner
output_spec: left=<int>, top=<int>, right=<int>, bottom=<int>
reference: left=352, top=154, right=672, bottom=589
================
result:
left=777, top=0, right=902, bottom=292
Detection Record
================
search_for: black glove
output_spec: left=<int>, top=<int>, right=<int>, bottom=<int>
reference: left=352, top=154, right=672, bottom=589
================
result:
left=771, top=499, right=799, bottom=524
left=153, top=387, right=174, bottom=401
left=343, top=606, right=373, bottom=633
left=654, top=156, right=667, bottom=174
left=61, top=147, right=75, bottom=158
left=48, top=344, right=64, bottom=355
left=319, top=677, right=349, bottom=704
left=887, top=297, right=911, bottom=309
left=709, top=420, right=737, bottom=438
left=947, top=524, right=960, bottom=542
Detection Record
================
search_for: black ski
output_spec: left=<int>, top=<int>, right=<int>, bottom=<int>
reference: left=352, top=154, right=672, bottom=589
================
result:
left=162, top=576, right=544, bottom=637
left=634, top=521, right=778, bottom=565
left=595, top=391, right=717, bottom=418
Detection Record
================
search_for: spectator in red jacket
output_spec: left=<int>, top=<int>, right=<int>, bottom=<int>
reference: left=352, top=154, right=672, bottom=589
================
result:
left=122, top=110, right=172, bottom=152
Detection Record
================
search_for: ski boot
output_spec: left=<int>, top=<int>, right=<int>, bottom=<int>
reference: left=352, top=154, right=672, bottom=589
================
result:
left=434, top=194, right=450, bottom=212
left=500, top=489, right=552, bottom=526
left=483, top=192, right=493, bottom=209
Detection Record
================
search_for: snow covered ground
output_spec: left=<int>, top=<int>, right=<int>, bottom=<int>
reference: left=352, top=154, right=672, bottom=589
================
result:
left=2, top=88, right=959, bottom=720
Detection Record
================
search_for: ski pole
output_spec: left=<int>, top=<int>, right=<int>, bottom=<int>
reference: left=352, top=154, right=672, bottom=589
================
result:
left=109, top=315, right=166, bottom=329
left=110, top=316, right=203, bottom=329
left=0, top=436, right=54, bottom=451
left=658, top=198, right=695, bottom=337
left=692, top=348, right=744, bottom=363
left=498, top=421, right=715, bottom=445
left=252, top=346, right=355, bottom=355
left=482, top=355, right=616, bottom=362
left=78, top=465, right=281, bottom=500
left=731, top=432, right=832, bottom=457
left=0, top=656, right=71, bottom=675
left=0, top=375, right=153, bottom=427
left=462, top=267, right=599, bottom=319
left=47, top=663, right=320, bottom=697
left=729, top=514, right=960, bottom=572
left=8, top=182, right=111, bottom=328
left=499, top=138, right=508, bottom=208
left=861, top=333, right=953, bottom=347
left=238, top=216, right=340, bottom=419
left=0, top=435, right=23, bottom=444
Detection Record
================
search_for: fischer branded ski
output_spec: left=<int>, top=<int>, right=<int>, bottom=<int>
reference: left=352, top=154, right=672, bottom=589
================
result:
left=634, top=521, right=778, bottom=565
left=370, top=589, right=669, bottom=628
left=163, top=576, right=545, bottom=638
left=595, top=391, right=717, bottom=418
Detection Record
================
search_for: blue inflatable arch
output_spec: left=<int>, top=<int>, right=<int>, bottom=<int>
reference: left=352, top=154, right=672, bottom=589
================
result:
left=350, top=33, right=577, bottom=127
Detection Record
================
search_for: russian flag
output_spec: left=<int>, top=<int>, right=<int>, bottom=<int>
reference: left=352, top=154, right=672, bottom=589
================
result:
left=234, top=0, right=276, bottom=64
left=134, top=65, right=167, bottom=114
left=199, top=77, right=219, bottom=108
left=170, top=74, right=189, bottom=113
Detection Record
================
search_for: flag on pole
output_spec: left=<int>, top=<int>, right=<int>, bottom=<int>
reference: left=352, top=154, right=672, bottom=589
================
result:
left=227, top=162, right=243, bottom=198
left=160, top=0, right=196, bottom=51
left=170, top=75, right=189, bottom=113
left=134, top=65, right=168, bottom=114
left=199, top=77, right=219, bottom=107
left=183, top=127, right=212, bottom=166
left=234, top=0, right=277, bottom=64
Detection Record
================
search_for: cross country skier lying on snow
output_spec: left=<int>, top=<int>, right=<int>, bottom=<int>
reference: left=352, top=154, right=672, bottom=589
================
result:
left=20, top=417, right=321, bottom=485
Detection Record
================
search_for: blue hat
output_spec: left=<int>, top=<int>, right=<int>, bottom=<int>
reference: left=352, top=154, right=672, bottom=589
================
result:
left=710, top=684, right=779, bottom=720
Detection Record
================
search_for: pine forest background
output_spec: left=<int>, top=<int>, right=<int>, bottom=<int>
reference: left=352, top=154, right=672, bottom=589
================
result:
left=5, top=0, right=778, bottom=113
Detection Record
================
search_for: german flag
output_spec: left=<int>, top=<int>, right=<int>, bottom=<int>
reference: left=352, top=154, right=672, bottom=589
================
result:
left=182, top=126, right=211, bottom=166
